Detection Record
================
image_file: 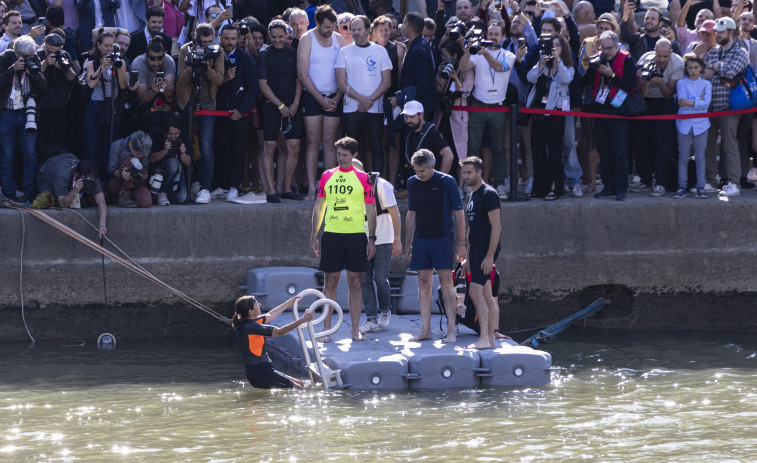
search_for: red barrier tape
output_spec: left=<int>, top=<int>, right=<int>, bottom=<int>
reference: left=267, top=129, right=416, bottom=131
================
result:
left=192, top=110, right=255, bottom=116
left=450, top=105, right=757, bottom=120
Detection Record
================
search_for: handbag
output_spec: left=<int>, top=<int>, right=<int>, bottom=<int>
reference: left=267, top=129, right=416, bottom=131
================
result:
left=729, top=65, right=757, bottom=111
left=611, top=88, right=647, bottom=116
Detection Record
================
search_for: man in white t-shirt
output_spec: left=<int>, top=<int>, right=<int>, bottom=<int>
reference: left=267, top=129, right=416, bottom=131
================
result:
left=352, top=159, right=402, bottom=335
left=336, top=15, right=392, bottom=174
left=458, top=21, right=515, bottom=199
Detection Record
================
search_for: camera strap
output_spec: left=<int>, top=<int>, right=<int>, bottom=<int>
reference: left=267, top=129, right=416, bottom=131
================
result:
left=9, top=73, right=25, bottom=110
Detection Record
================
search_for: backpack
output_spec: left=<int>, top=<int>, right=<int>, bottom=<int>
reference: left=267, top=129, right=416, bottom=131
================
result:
left=729, top=64, right=757, bottom=111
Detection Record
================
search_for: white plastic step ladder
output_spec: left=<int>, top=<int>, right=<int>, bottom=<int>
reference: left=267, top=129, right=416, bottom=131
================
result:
left=293, top=289, right=344, bottom=390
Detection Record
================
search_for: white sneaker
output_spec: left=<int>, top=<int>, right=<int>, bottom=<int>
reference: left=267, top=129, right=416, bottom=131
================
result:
left=748, top=167, right=757, bottom=182
left=496, top=184, right=508, bottom=199
left=210, top=187, right=228, bottom=199
left=650, top=185, right=666, bottom=197
left=524, top=177, right=533, bottom=195
left=157, top=192, right=170, bottom=206
left=570, top=185, right=583, bottom=197
left=195, top=189, right=211, bottom=204
left=359, top=319, right=378, bottom=334
left=378, top=311, right=391, bottom=329
left=226, top=187, right=238, bottom=201
left=690, top=183, right=717, bottom=194
left=718, top=182, right=740, bottom=196
left=230, top=192, right=267, bottom=204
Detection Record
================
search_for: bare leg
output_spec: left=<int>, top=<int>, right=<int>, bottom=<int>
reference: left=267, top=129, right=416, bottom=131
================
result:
left=322, top=116, right=341, bottom=170
left=320, top=271, right=341, bottom=343
left=284, top=139, right=301, bottom=193
left=303, top=115, right=323, bottom=200
left=438, top=269, right=457, bottom=343
left=260, top=141, right=277, bottom=196
left=410, top=269, right=434, bottom=341
left=275, top=133, right=287, bottom=195
left=467, top=282, right=491, bottom=349
left=346, top=270, right=366, bottom=341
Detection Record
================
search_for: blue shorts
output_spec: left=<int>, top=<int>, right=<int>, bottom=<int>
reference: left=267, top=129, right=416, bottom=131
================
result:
left=410, top=234, right=456, bottom=271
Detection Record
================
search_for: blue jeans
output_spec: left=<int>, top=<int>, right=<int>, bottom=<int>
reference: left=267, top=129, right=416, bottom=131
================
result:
left=361, top=243, right=392, bottom=319
left=195, top=115, right=215, bottom=190
left=0, top=109, right=37, bottom=198
left=84, top=99, right=119, bottom=183
left=159, top=156, right=188, bottom=203
left=562, top=116, right=583, bottom=188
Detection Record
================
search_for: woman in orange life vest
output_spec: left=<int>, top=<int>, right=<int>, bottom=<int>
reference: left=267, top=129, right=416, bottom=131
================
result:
left=232, top=295, right=314, bottom=389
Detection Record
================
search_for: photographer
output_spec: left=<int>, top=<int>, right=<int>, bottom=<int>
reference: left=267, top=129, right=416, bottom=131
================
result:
left=83, top=31, right=128, bottom=183
left=133, top=37, right=176, bottom=111
left=436, top=40, right=474, bottom=163
left=582, top=31, right=637, bottom=201
left=107, top=130, right=152, bottom=208
left=458, top=20, right=516, bottom=199
left=214, top=24, right=257, bottom=203
left=35, top=154, right=108, bottom=237
left=525, top=34, right=574, bottom=201
left=631, top=39, right=683, bottom=197
left=176, top=23, right=224, bottom=204
left=0, top=35, right=46, bottom=203
left=36, top=32, right=78, bottom=154
left=148, top=114, right=189, bottom=206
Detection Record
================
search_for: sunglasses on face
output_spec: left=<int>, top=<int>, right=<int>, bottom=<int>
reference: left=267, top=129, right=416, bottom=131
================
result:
left=148, top=54, right=164, bottom=61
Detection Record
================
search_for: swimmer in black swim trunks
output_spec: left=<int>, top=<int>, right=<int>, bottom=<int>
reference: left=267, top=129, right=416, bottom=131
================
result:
left=232, top=295, right=314, bottom=389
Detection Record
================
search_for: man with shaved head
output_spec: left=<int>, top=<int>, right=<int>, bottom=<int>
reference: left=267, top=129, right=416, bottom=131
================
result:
left=631, top=38, right=683, bottom=198
left=573, top=1, right=597, bottom=42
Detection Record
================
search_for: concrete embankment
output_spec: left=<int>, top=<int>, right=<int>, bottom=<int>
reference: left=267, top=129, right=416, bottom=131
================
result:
left=2, top=193, right=757, bottom=341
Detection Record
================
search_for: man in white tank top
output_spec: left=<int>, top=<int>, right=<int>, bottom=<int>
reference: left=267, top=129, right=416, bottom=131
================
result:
left=297, top=5, right=346, bottom=200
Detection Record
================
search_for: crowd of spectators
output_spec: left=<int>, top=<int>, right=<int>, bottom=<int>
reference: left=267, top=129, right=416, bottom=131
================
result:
left=3, top=0, right=757, bottom=212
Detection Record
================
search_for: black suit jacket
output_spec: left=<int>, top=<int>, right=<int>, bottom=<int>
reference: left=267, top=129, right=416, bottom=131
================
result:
left=126, top=31, right=173, bottom=62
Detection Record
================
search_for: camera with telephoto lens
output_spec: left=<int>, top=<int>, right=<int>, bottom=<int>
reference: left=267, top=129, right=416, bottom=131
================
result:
left=448, top=21, right=467, bottom=41
left=465, top=28, right=492, bottom=55
left=24, top=97, right=36, bottom=133
left=539, top=34, right=554, bottom=58
left=127, top=158, right=145, bottom=184
left=239, top=21, right=250, bottom=35
left=641, top=60, right=663, bottom=81
left=588, top=52, right=606, bottom=72
left=82, top=176, right=96, bottom=191
left=185, top=42, right=221, bottom=72
left=54, top=50, right=72, bottom=73
left=24, top=55, right=41, bottom=73
left=108, top=43, right=124, bottom=69
left=148, top=172, right=163, bottom=194
left=439, top=59, right=457, bottom=79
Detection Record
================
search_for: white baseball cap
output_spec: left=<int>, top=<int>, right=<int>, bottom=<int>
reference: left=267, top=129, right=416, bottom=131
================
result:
left=400, top=100, right=424, bottom=116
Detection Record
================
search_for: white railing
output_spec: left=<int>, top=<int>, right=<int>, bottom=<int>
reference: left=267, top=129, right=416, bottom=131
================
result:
left=293, top=289, right=343, bottom=390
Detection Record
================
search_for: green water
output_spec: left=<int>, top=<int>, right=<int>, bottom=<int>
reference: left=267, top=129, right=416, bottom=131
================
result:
left=2, top=329, right=756, bottom=462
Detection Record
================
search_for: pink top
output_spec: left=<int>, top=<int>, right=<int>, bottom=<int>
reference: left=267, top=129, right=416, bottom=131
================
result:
left=151, top=0, right=185, bottom=38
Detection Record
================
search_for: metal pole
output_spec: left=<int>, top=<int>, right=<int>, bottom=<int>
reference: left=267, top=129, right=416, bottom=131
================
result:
left=508, top=104, right=529, bottom=202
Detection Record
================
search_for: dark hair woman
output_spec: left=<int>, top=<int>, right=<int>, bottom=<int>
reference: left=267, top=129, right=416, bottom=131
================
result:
left=232, top=295, right=313, bottom=389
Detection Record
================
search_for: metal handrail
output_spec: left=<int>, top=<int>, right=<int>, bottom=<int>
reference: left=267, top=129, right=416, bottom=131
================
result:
left=293, top=289, right=344, bottom=389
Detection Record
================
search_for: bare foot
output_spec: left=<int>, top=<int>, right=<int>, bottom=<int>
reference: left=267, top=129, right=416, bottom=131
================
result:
left=304, top=191, right=316, bottom=201
left=494, top=331, right=513, bottom=340
left=443, top=333, right=457, bottom=344
left=409, top=332, right=432, bottom=342
left=351, top=331, right=366, bottom=341
left=318, top=336, right=331, bottom=343
left=467, top=341, right=493, bottom=350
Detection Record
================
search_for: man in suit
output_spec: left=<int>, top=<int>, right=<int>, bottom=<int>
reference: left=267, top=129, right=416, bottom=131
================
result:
left=76, top=0, right=120, bottom=56
left=126, top=6, right=173, bottom=62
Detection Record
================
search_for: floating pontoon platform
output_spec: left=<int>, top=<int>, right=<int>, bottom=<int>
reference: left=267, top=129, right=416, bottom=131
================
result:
left=266, top=313, right=552, bottom=390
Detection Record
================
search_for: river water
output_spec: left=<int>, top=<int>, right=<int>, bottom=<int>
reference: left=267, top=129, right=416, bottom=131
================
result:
left=2, top=328, right=756, bottom=462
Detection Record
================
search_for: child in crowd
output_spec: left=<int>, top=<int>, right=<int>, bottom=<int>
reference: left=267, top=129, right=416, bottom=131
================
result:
left=674, top=54, right=712, bottom=199
left=232, top=295, right=313, bottom=389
